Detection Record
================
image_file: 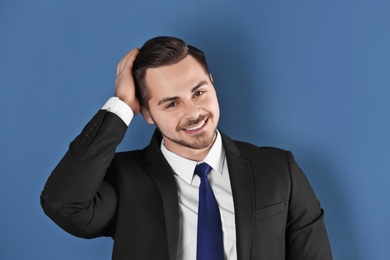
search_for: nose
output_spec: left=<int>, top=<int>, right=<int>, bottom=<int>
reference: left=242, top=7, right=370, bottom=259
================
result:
left=184, top=101, right=200, bottom=120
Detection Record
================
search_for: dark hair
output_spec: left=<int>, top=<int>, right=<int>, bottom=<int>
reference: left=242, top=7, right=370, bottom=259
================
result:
left=133, top=36, right=210, bottom=108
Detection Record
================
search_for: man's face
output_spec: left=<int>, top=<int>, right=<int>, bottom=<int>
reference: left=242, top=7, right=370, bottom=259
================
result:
left=142, top=55, right=220, bottom=158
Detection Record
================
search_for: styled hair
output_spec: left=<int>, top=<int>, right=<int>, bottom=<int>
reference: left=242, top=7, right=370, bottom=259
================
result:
left=133, top=36, right=210, bottom=108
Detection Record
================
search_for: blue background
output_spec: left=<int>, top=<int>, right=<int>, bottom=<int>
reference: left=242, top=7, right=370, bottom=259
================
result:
left=1, top=0, right=389, bottom=259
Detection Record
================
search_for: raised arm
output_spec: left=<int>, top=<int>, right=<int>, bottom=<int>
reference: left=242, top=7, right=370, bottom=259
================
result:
left=40, top=48, right=140, bottom=238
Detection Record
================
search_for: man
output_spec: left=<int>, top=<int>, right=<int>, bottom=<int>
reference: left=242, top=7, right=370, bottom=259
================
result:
left=41, top=36, right=332, bottom=259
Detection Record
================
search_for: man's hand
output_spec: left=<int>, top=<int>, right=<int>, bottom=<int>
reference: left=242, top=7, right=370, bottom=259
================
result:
left=115, top=48, right=140, bottom=115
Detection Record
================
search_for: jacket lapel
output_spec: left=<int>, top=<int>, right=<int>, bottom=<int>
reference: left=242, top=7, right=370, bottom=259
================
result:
left=222, top=133, right=255, bottom=260
left=145, top=131, right=179, bottom=260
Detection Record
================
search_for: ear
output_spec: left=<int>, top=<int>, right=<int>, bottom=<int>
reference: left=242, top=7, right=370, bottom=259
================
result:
left=209, top=73, right=213, bottom=83
left=141, top=106, right=155, bottom=125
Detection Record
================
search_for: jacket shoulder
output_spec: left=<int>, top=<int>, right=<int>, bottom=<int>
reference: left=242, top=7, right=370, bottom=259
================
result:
left=233, top=140, right=290, bottom=161
left=111, top=148, right=148, bottom=169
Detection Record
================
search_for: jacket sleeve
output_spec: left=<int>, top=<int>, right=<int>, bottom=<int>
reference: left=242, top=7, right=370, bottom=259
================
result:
left=286, top=151, right=333, bottom=259
left=40, top=110, right=127, bottom=238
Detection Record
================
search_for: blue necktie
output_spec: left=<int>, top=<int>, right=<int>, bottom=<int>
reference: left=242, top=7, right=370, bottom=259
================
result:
left=195, top=163, right=224, bottom=260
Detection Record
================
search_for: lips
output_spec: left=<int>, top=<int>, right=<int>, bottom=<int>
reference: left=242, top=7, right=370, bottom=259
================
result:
left=181, top=118, right=208, bottom=134
left=185, top=120, right=206, bottom=131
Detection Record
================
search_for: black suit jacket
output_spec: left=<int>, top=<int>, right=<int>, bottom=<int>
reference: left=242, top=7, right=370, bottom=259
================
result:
left=41, top=110, right=332, bottom=259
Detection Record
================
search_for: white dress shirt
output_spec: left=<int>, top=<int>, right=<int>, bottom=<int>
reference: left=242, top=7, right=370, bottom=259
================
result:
left=161, top=131, right=237, bottom=260
left=103, top=97, right=237, bottom=260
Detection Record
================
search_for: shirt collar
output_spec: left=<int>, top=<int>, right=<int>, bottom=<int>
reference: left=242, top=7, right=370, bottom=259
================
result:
left=160, top=130, right=225, bottom=185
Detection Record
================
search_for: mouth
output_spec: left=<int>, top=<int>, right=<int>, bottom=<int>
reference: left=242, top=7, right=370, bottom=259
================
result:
left=181, top=118, right=209, bottom=134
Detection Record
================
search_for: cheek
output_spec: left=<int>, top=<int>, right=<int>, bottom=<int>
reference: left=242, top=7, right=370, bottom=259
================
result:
left=156, top=112, right=181, bottom=129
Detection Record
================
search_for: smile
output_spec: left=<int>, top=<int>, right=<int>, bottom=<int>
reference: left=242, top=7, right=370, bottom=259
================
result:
left=185, top=120, right=206, bottom=131
left=182, top=118, right=208, bottom=133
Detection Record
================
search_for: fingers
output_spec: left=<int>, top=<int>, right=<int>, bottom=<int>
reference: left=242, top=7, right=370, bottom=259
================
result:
left=116, top=48, right=139, bottom=74
left=114, top=47, right=141, bottom=115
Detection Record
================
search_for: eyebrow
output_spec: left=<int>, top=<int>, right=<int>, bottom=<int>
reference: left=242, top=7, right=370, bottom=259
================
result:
left=157, top=80, right=208, bottom=106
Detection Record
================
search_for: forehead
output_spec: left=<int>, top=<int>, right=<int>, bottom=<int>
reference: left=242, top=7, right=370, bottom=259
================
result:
left=144, top=55, right=209, bottom=94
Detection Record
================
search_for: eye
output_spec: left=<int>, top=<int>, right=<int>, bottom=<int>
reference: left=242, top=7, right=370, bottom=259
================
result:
left=166, top=102, right=177, bottom=109
left=194, top=90, right=205, bottom=97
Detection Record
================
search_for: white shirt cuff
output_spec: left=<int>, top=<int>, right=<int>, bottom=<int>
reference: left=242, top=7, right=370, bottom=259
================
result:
left=102, top=97, right=134, bottom=126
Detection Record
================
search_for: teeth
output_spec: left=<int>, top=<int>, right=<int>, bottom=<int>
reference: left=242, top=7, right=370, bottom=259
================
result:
left=186, top=121, right=205, bottom=131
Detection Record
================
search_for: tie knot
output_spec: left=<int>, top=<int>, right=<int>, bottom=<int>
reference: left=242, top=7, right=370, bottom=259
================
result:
left=194, top=163, right=211, bottom=178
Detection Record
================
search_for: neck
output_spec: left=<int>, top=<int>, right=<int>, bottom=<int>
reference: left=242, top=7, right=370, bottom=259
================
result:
left=174, top=146, right=211, bottom=162
left=162, top=134, right=217, bottom=162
